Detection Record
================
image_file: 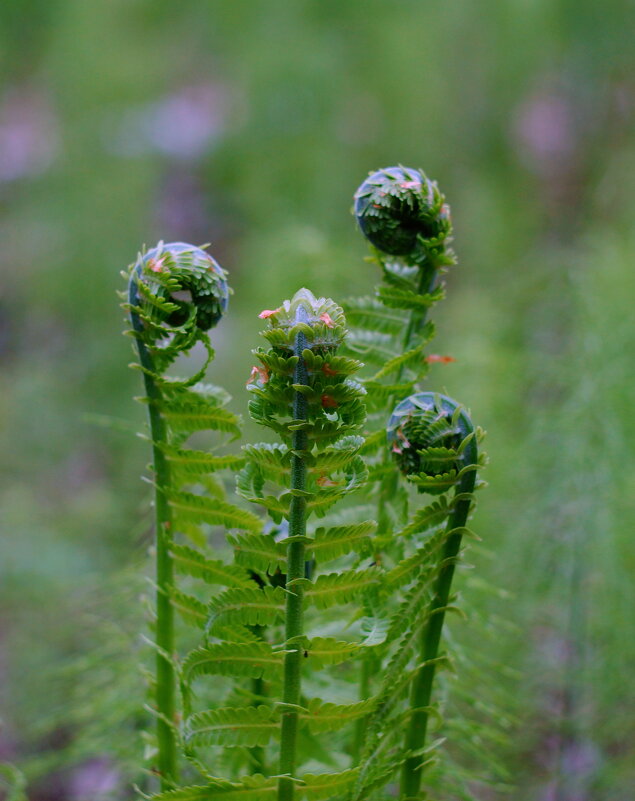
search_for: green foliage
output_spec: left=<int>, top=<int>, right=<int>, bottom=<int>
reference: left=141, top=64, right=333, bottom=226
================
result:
left=5, top=7, right=635, bottom=799
left=0, top=764, right=27, bottom=801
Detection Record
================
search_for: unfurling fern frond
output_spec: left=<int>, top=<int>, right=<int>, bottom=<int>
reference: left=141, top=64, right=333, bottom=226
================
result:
left=343, top=166, right=458, bottom=569
left=352, top=392, right=486, bottom=801
left=116, top=170, right=503, bottom=801
left=232, top=289, right=374, bottom=801
left=123, top=242, right=244, bottom=790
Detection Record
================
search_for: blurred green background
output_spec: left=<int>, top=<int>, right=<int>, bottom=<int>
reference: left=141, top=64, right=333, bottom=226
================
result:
left=1, top=1, right=634, bottom=799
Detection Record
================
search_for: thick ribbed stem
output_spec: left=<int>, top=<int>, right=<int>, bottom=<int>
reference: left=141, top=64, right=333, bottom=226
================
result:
left=278, top=308, right=310, bottom=801
left=399, top=436, right=477, bottom=800
left=129, top=276, right=177, bottom=790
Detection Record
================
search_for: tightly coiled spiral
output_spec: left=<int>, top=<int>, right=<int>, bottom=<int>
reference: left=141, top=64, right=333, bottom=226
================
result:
left=354, top=166, right=451, bottom=256
left=130, top=241, right=229, bottom=337
left=387, top=392, right=475, bottom=494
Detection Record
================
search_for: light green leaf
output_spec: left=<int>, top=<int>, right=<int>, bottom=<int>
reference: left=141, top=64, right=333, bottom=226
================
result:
left=227, top=533, right=286, bottom=573
left=208, top=586, right=286, bottom=630
left=183, top=643, right=286, bottom=682
left=168, top=491, right=262, bottom=532
left=299, top=568, right=381, bottom=610
left=170, top=544, right=252, bottom=587
left=185, top=706, right=280, bottom=748
left=300, top=698, right=377, bottom=734
left=308, top=520, right=376, bottom=561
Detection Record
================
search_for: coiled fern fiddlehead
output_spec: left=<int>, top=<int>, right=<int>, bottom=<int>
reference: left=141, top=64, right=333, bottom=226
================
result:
left=347, top=167, right=455, bottom=758
left=124, top=241, right=231, bottom=789
left=387, top=393, right=480, bottom=799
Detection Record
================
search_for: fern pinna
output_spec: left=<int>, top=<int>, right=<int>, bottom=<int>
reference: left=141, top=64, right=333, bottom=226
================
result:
left=124, top=242, right=253, bottom=790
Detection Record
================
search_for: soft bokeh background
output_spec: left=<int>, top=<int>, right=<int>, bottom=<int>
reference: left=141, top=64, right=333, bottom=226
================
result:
left=1, top=1, right=634, bottom=799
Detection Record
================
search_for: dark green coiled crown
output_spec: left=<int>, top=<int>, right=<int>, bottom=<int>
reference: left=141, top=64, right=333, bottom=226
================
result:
left=354, top=166, right=451, bottom=256
left=387, top=393, right=476, bottom=494
left=130, top=241, right=229, bottom=336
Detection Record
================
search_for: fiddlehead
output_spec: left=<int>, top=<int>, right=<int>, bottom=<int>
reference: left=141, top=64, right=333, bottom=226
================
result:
left=389, top=394, right=480, bottom=799
left=123, top=242, right=244, bottom=790
left=346, top=168, right=457, bottom=760
left=346, top=394, right=485, bottom=801
left=243, top=290, right=367, bottom=801
left=354, top=166, right=450, bottom=259
left=157, top=291, right=378, bottom=801
left=346, top=166, right=456, bottom=534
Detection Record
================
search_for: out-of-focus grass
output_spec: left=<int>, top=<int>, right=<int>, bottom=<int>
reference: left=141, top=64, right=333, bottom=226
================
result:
left=1, top=1, right=634, bottom=798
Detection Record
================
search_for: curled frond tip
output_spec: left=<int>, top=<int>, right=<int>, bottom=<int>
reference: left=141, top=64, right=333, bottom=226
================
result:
left=128, top=241, right=230, bottom=335
left=354, top=166, right=451, bottom=256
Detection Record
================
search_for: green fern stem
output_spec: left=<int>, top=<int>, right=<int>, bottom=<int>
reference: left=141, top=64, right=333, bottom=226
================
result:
left=278, top=307, right=309, bottom=801
left=128, top=273, right=178, bottom=790
left=354, top=172, right=444, bottom=760
left=399, top=413, right=478, bottom=800
left=377, top=258, right=438, bottom=533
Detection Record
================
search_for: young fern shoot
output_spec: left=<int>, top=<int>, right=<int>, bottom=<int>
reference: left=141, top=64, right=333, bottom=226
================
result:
left=347, top=165, right=455, bottom=548
left=124, top=242, right=240, bottom=789
left=241, top=289, right=367, bottom=801
left=345, top=167, right=456, bottom=755
left=387, top=393, right=482, bottom=798
left=119, top=170, right=495, bottom=801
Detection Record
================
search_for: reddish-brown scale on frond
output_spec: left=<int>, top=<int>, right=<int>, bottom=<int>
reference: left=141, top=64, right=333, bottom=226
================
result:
left=258, top=308, right=280, bottom=319
left=320, top=313, right=335, bottom=328
left=316, top=475, right=340, bottom=488
left=148, top=256, right=167, bottom=273
left=322, top=363, right=338, bottom=377
left=246, top=365, right=269, bottom=386
left=425, top=354, right=456, bottom=364
left=321, top=394, right=338, bottom=409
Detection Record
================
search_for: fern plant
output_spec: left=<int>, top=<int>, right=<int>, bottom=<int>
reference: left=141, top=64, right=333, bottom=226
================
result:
left=123, top=241, right=252, bottom=790
left=123, top=168, right=494, bottom=801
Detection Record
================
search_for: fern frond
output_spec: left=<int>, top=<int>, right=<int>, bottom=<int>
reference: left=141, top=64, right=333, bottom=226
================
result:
left=385, top=527, right=448, bottom=589
left=148, top=775, right=278, bottom=801
left=227, top=533, right=286, bottom=573
left=341, top=296, right=406, bottom=335
left=307, top=521, right=376, bottom=562
left=359, top=616, right=390, bottom=647
left=208, top=586, right=286, bottom=631
left=159, top=392, right=241, bottom=439
left=301, top=637, right=361, bottom=667
left=307, top=435, right=364, bottom=473
left=167, top=491, right=262, bottom=532
left=164, top=446, right=246, bottom=477
left=369, top=339, right=430, bottom=382
left=170, top=544, right=252, bottom=588
left=395, top=497, right=451, bottom=538
left=298, top=568, right=381, bottom=610
left=182, top=643, right=286, bottom=682
left=168, top=586, right=208, bottom=629
left=185, top=706, right=281, bottom=748
left=298, top=768, right=359, bottom=799
left=300, top=698, right=377, bottom=734
left=376, top=284, right=444, bottom=311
